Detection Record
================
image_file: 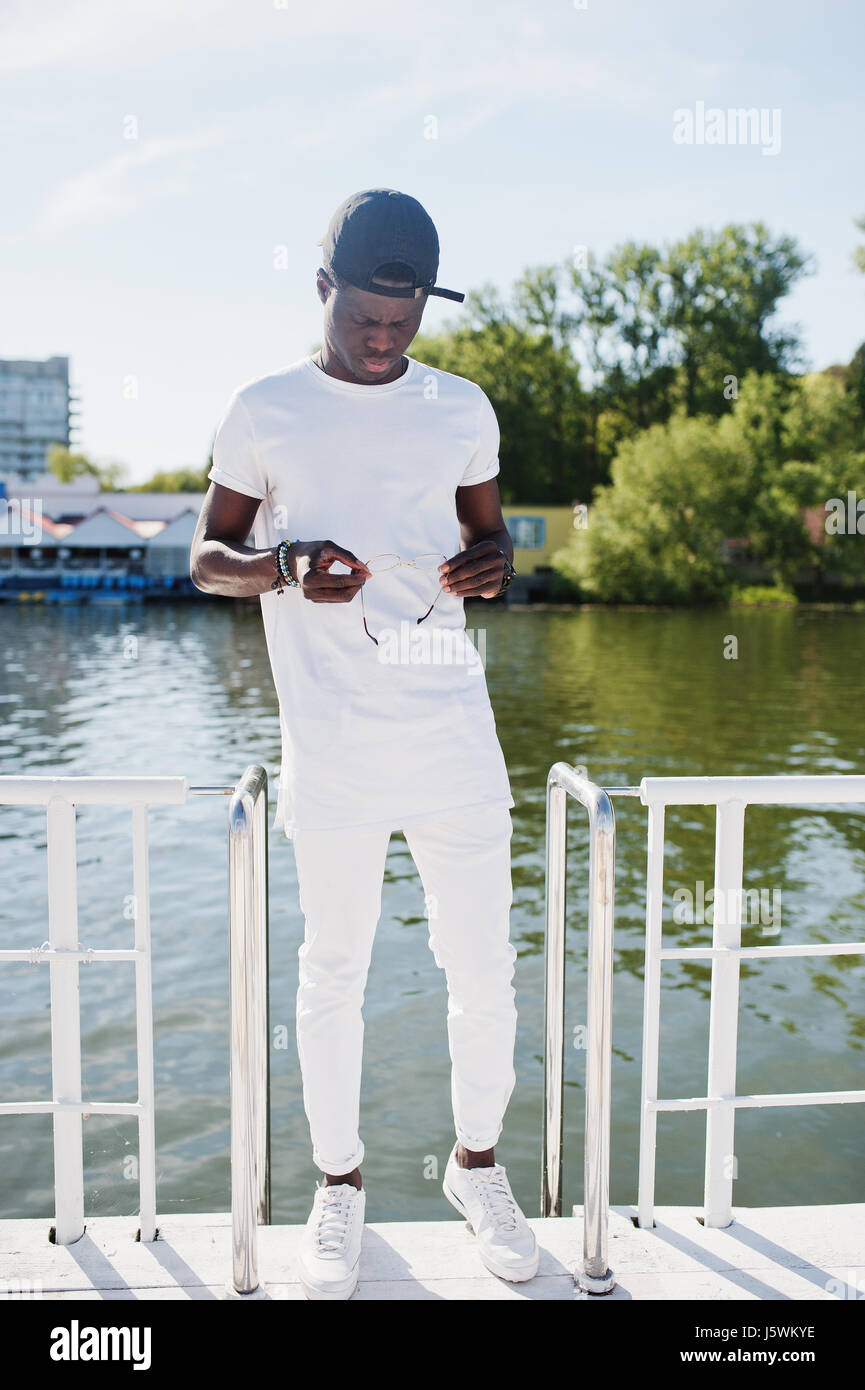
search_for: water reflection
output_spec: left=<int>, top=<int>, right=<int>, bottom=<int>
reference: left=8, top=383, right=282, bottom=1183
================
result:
left=0, top=602, right=862, bottom=1222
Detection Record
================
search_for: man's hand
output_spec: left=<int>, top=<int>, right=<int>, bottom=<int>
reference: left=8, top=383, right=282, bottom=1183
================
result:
left=290, top=540, right=371, bottom=603
left=190, top=483, right=372, bottom=601
left=438, top=539, right=507, bottom=600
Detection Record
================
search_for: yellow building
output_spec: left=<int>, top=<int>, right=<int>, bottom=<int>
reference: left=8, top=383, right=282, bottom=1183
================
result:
left=499, top=504, right=582, bottom=598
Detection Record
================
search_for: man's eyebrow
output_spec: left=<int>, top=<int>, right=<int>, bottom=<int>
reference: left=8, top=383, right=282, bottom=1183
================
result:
left=351, top=311, right=410, bottom=324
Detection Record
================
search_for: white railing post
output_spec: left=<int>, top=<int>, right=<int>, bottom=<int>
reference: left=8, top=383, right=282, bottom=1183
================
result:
left=0, top=773, right=224, bottom=1248
left=132, top=803, right=157, bottom=1242
left=3, top=770, right=272, bottom=1286
left=637, top=801, right=666, bottom=1229
left=703, top=798, right=746, bottom=1228
left=614, top=775, right=865, bottom=1228
left=46, top=796, right=84, bottom=1245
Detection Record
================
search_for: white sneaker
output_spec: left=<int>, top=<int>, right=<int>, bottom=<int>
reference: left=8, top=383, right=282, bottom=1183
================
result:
left=442, top=1143, right=539, bottom=1282
left=298, top=1181, right=365, bottom=1300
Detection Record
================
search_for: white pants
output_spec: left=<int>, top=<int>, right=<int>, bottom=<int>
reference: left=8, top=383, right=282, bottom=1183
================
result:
left=291, top=804, right=518, bottom=1175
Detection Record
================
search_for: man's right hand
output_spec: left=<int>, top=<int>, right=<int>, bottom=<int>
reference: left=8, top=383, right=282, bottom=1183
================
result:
left=287, top=540, right=371, bottom=603
left=190, top=483, right=372, bottom=602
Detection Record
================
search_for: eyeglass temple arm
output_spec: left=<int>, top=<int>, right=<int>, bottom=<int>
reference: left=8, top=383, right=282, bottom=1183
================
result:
left=361, top=554, right=448, bottom=637
left=360, top=586, right=379, bottom=644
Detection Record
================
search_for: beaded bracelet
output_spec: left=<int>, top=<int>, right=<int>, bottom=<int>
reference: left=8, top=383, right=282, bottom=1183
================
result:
left=272, top=538, right=302, bottom=593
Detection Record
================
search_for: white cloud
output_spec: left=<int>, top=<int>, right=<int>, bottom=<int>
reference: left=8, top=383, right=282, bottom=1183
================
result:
left=40, top=127, right=226, bottom=227
left=0, top=0, right=377, bottom=73
left=0, top=0, right=233, bottom=72
left=285, top=43, right=662, bottom=152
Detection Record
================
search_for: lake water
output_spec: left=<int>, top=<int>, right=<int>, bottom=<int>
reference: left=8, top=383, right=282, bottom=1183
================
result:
left=0, top=601, right=863, bottom=1225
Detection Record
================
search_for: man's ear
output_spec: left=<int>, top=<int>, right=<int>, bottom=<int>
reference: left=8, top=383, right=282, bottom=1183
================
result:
left=316, top=267, right=333, bottom=304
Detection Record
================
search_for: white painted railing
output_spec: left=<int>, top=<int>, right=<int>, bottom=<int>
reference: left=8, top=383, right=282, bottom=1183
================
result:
left=0, top=770, right=270, bottom=1282
left=544, top=769, right=865, bottom=1295
left=637, top=775, right=865, bottom=1230
left=8, top=765, right=862, bottom=1292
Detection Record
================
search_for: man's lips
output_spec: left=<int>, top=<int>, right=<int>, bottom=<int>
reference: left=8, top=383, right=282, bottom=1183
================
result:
left=361, top=357, right=393, bottom=373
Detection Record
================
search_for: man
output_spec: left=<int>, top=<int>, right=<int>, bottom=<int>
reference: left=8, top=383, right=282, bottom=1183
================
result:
left=190, top=188, right=538, bottom=1300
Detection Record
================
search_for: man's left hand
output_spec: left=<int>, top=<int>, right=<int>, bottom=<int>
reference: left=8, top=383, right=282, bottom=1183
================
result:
left=438, top=540, right=508, bottom=599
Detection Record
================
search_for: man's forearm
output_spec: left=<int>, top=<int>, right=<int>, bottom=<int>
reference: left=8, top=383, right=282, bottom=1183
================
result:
left=191, top=538, right=281, bottom=597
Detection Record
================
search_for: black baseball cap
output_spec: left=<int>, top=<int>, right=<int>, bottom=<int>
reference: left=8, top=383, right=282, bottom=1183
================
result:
left=318, top=188, right=465, bottom=303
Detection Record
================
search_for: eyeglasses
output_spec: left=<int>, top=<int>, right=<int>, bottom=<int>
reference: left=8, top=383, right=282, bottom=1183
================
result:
left=360, top=553, right=448, bottom=646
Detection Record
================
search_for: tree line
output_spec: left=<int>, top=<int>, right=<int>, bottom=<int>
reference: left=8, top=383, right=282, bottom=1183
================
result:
left=413, top=217, right=865, bottom=602
left=46, top=217, right=865, bottom=604
left=412, top=220, right=840, bottom=504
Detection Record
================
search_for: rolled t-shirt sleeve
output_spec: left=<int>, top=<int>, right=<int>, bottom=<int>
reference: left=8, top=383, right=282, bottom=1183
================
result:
left=458, top=389, right=501, bottom=487
left=207, top=391, right=268, bottom=501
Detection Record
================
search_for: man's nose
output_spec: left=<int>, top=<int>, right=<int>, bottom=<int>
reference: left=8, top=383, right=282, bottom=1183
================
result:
left=364, top=327, right=397, bottom=353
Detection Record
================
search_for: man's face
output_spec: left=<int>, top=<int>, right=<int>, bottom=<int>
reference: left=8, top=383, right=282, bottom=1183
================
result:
left=316, top=270, right=427, bottom=384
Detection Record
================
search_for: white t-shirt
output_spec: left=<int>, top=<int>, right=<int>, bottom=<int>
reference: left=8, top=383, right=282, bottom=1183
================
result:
left=207, top=353, right=515, bottom=837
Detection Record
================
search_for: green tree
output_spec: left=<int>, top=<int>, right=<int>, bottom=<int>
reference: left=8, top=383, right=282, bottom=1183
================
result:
left=660, top=223, right=813, bottom=417
left=846, top=342, right=865, bottom=423
left=553, top=369, right=865, bottom=602
left=412, top=301, right=588, bottom=504
left=47, top=444, right=128, bottom=490
left=742, top=372, right=865, bottom=587
left=569, top=243, right=677, bottom=431
left=416, top=221, right=813, bottom=507
left=47, top=444, right=99, bottom=483
left=552, top=411, right=756, bottom=603
left=130, top=466, right=211, bottom=492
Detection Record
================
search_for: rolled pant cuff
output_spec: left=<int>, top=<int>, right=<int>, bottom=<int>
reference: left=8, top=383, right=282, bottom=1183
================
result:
left=312, top=1142, right=365, bottom=1175
left=455, top=1127, right=503, bottom=1153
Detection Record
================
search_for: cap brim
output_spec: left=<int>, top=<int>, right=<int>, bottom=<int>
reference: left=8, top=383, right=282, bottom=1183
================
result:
left=428, top=286, right=465, bottom=302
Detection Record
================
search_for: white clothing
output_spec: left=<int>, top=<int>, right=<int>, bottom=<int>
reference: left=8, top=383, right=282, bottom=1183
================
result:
left=207, top=354, right=515, bottom=837
left=292, top=803, right=517, bottom=1174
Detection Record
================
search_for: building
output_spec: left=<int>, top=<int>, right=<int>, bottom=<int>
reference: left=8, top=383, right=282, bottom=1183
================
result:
left=501, top=504, right=583, bottom=600
left=0, top=482, right=581, bottom=602
left=0, top=481, right=202, bottom=598
left=0, top=357, right=77, bottom=482
left=144, top=508, right=200, bottom=578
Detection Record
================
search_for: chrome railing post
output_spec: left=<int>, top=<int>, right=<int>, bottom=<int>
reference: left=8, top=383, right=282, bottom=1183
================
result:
left=252, top=776, right=271, bottom=1228
left=542, top=778, right=568, bottom=1221
left=228, top=764, right=270, bottom=1296
left=543, top=763, right=616, bottom=1294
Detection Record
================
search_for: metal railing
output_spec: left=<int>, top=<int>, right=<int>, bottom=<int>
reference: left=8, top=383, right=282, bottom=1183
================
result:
left=13, top=760, right=862, bottom=1296
left=0, top=767, right=270, bottom=1296
left=542, top=767, right=865, bottom=1294
left=543, top=764, right=618, bottom=1295
left=637, top=775, right=865, bottom=1231
left=227, top=765, right=271, bottom=1295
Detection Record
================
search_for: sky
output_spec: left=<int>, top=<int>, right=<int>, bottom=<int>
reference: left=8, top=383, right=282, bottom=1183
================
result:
left=1, top=0, right=863, bottom=484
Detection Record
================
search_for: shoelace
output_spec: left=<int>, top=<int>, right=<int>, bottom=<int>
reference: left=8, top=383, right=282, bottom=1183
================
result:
left=465, top=1166, right=519, bottom=1233
left=312, top=1186, right=355, bottom=1253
